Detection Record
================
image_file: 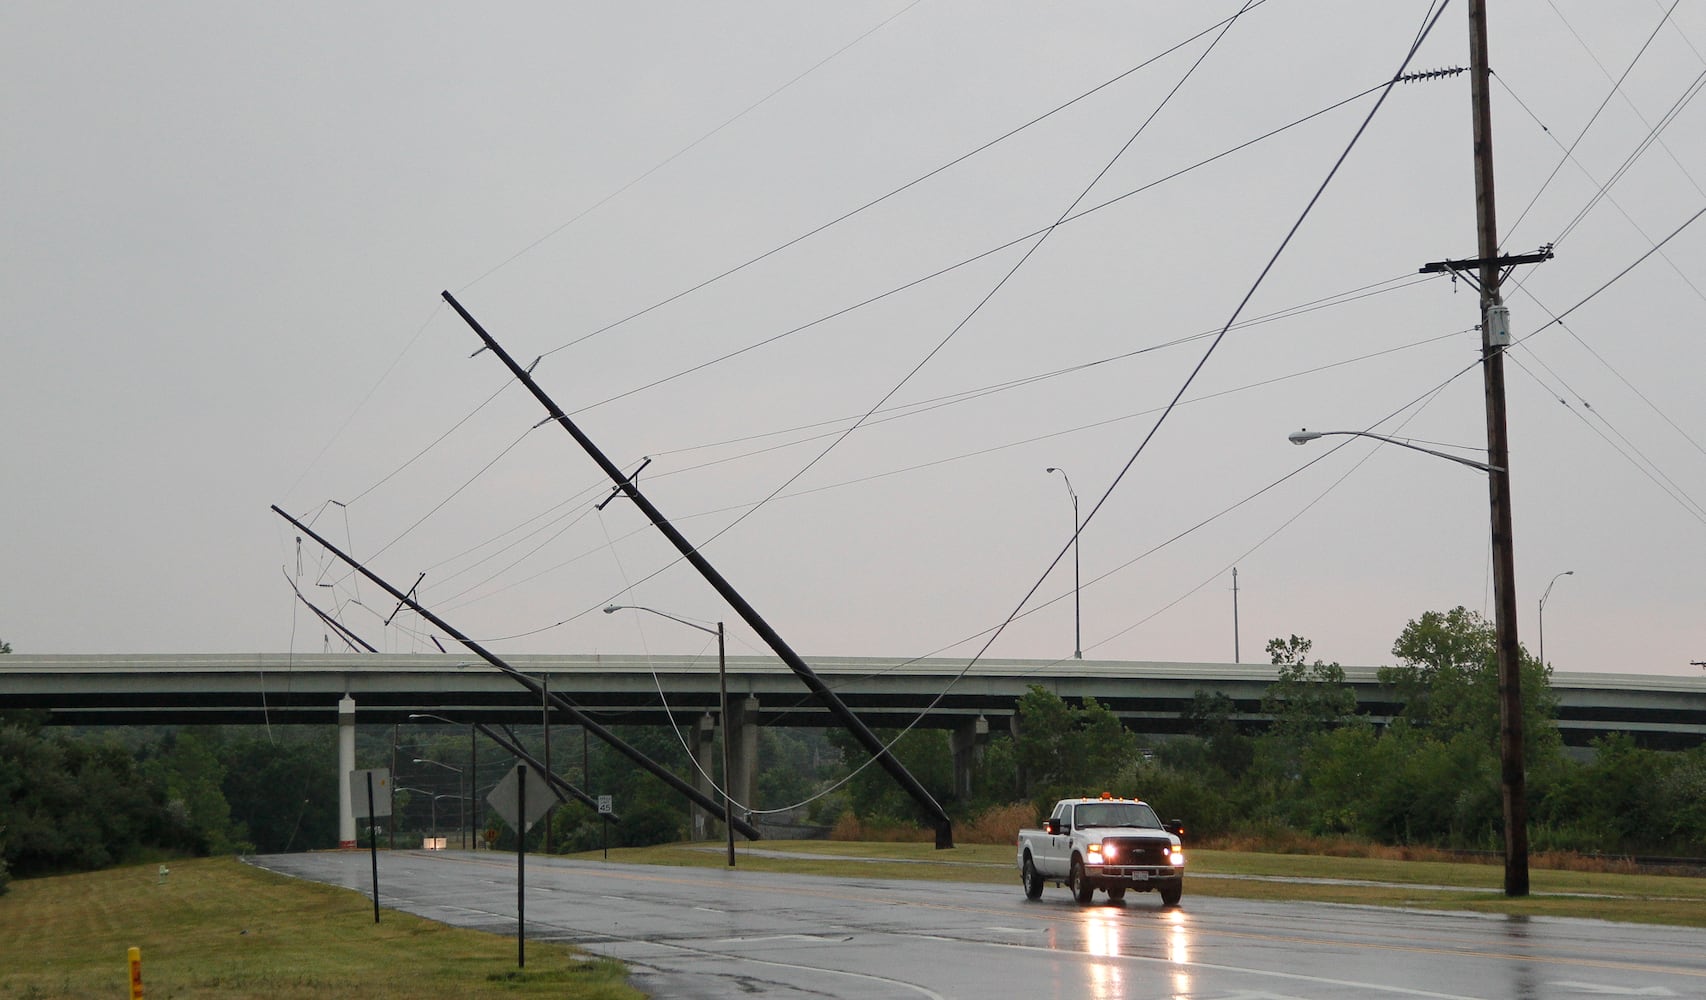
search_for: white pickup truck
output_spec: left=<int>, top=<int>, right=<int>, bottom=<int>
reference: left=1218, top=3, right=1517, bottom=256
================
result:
left=1015, top=795, right=1185, bottom=906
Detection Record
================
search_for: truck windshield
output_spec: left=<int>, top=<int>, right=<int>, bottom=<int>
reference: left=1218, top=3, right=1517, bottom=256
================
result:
left=1074, top=802, right=1162, bottom=829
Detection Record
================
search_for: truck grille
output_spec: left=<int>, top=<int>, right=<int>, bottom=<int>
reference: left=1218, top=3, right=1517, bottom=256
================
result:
left=1102, top=838, right=1171, bottom=865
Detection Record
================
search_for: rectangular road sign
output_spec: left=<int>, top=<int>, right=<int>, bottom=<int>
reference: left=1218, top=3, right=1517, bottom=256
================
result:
left=349, top=768, right=392, bottom=818
left=597, top=795, right=613, bottom=815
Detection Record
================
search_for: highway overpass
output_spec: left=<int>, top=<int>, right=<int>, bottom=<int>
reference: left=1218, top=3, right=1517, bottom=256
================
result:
left=9, top=653, right=1701, bottom=847
left=4, top=652, right=1703, bottom=747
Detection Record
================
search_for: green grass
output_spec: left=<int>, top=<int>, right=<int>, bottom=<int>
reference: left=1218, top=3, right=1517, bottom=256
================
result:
left=0, top=857, right=642, bottom=1000
left=578, top=840, right=1706, bottom=928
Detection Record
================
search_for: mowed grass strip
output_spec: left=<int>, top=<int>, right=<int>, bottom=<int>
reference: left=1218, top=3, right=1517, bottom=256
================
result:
left=0, top=857, right=641, bottom=1000
left=581, top=841, right=1706, bottom=927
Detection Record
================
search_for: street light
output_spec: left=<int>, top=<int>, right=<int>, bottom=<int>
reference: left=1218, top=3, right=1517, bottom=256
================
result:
left=1045, top=467, right=1082, bottom=659
left=1287, top=429, right=1502, bottom=473
left=1289, top=424, right=1529, bottom=896
left=409, top=714, right=478, bottom=849
left=1538, top=570, right=1574, bottom=667
left=396, top=786, right=458, bottom=847
left=413, top=758, right=465, bottom=851
left=605, top=603, right=736, bottom=866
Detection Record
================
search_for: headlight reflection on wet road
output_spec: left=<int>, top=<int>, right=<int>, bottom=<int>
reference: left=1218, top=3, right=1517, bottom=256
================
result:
left=1083, top=909, right=1124, bottom=1000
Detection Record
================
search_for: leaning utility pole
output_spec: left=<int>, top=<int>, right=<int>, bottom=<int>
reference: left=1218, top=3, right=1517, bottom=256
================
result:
left=272, top=505, right=762, bottom=842
left=442, top=290, right=955, bottom=848
left=1468, top=0, right=1528, bottom=898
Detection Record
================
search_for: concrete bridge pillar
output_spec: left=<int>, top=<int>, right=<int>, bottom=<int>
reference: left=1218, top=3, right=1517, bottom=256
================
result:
left=690, top=712, right=716, bottom=840
left=727, top=696, right=760, bottom=819
left=951, top=715, right=989, bottom=800
left=337, top=694, right=356, bottom=848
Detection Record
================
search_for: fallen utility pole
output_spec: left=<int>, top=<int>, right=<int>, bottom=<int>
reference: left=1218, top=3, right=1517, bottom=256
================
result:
left=442, top=290, right=955, bottom=848
left=272, top=504, right=761, bottom=841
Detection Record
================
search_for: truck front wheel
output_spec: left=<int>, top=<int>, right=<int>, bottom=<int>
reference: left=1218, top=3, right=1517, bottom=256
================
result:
left=1070, top=858, right=1095, bottom=905
left=1021, top=856, right=1044, bottom=899
left=1159, top=881, right=1183, bottom=907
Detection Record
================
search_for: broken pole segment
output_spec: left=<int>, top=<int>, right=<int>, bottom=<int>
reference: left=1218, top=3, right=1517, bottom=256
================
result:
left=271, top=503, right=762, bottom=841
left=441, top=290, right=954, bottom=848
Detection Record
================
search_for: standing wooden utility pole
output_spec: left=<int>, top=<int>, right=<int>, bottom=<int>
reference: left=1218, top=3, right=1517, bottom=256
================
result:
left=1468, top=0, right=1528, bottom=898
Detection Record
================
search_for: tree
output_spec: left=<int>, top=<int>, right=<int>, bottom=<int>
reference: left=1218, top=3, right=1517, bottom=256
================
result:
left=1261, top=635, right=1357, bottom=737
left=1014, top=685, right=1137, bottom=801
left=1382, top=606, right=1560, bottom=764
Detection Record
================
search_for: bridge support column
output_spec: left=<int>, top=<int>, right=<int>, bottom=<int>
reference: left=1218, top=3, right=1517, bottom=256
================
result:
left=690, top=713, right=716, bottom=840
left=1009, top=714, right=1025, bottom=798
left=726, top=696, right=760, bottom=823
left=951, top=715, right=989, bottom=800
left=338, top=694, right=356, bottom=849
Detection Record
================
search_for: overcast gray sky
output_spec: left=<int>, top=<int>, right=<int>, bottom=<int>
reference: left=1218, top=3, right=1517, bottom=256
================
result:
left=4, top=2, right=1703, bottom=678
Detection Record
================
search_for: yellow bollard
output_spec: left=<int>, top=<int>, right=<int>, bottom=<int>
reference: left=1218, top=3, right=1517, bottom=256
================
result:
left=128, top=946, right=143, bottom=998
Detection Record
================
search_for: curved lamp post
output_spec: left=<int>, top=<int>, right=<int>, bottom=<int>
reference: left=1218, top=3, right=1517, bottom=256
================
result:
left=605, top=604, right=736, bottom=867
left=1045, top=467, right=1082, bottom=659
left=1287, top=428, right=1501, bottom=473
left=1538, top=570, right=1574, bottom=667
left=1289, top=425, right=1528, bottom=896
left=409, top=714, right=478, bottom=849
left=413, top=758, right=465, bottom=850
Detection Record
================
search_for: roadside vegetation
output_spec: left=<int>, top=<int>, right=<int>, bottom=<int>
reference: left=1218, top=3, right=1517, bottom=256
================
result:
left=0, top=856, right=639, bottom=1000
left=2, top=608, right=1702, bottom=900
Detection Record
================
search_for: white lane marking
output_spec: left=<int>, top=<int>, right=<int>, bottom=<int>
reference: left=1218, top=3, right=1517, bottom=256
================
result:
left=1549, top=984, right=1676, bottom=996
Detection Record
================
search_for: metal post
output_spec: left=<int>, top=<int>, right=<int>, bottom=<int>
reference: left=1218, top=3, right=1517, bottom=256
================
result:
left=516, top=764, right=526, bottom=969
left=366, top=773, right=380, bottom=924
left=1047, top=467, right=1081, bottom=659
left=469, top=726, right=477, bottom=850
left=542, top=674, right=552, bottom=855
left=719, top=622, right=735, bottom=867
left=1232, top=567, right=1241, bottom=663
left=1467, top=0, right=1528, bottom=898
left=1539, top=570, right=1573, bottom=667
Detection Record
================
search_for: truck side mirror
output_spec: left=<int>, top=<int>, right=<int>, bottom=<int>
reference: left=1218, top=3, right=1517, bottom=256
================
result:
left=1164, top=819, right=1186, bottom=838
left=1043, top=819, right=1060, bottom=836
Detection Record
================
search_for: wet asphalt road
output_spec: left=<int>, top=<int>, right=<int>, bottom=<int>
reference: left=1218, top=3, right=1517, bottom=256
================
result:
left=251, top=850, right=1706, bottom=999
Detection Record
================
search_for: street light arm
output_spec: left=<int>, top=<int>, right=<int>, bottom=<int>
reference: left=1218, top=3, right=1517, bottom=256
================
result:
left=604, top=604, right=718, bottom=637
left=1539, top=570, right=1574, bottom=611
left=1288, top=428, right=1503, bottom=473
left=413, top=757, right=462, bottom=775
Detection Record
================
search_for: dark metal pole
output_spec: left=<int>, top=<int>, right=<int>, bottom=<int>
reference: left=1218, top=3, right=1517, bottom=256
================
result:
left=442, top=290, right=953, bottom=848
left=542, top=674, right=552, bottom=855
left=272, top=504, right=762, bottom=841
left=1468, top=0, right=1529, bottom=898
left=516, top=764, right=526, bottom=969
left=1232, top=567, right=1241, bottom=664
left=719, top=622, right=735, bottom=867
left=469, top=726, right=478, bottom=850
left=366, top=773, right=380, bottom=924
left=1071, top=488, right=1081, bottom=660
left=389, top=725, right=397, bottom=852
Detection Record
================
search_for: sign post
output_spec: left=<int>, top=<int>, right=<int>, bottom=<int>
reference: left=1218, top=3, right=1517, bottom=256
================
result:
left=348, top=768, right=391, bottom=924
left=486, top=762, right=557, bottom=969
left=598, top=794, right=613, bottom=860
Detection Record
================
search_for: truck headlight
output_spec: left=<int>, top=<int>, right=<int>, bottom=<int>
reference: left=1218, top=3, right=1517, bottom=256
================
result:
left=1169, top=848, right=1185, bottom=866
left=1085, top=847, right=1103, bottom=864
